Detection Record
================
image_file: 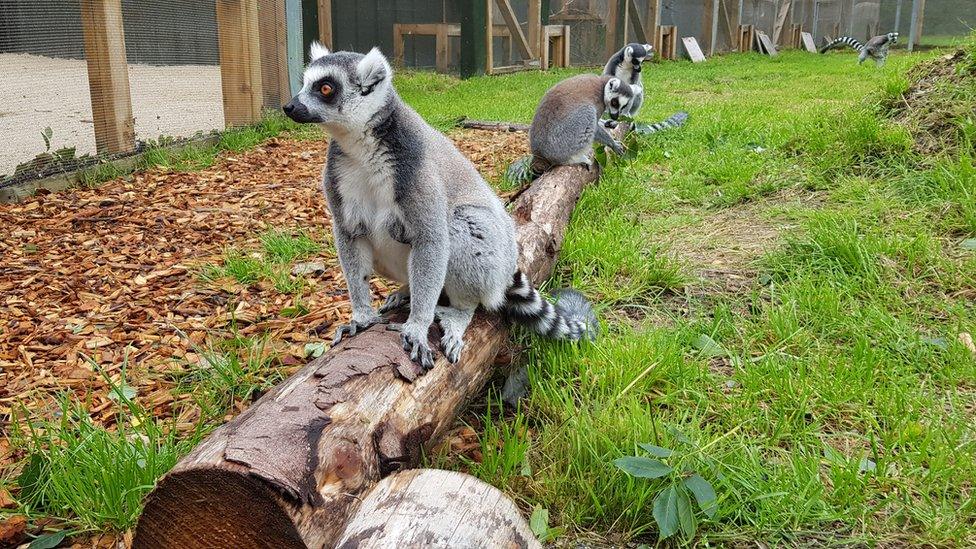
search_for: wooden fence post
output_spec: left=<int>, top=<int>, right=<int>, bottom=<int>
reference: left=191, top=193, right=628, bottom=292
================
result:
left=317, top=0, right=333, bottom=49
left=285, top=0, right=304, bottom=97
left=80, top=0, right=135, bottom=155
left=216, top=0, right=264, bottom=127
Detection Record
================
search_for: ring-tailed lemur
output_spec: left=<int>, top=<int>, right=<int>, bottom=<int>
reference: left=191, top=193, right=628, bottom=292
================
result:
left=603, top=43, right=653, bottom=120
left=504, top=74, right=632, bottom=183
left=820, top=32, right=899, bottom=66
left=282, top=44, right=597, bottom=371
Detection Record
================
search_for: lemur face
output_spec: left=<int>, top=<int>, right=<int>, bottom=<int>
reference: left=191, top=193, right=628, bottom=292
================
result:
left=624, top=43, right=654, bottom=70
left=283, top=43, right=392, bottom=131
left=604, top=78, right=633, bottom=120
left=890, top=32, right=899, bottom=43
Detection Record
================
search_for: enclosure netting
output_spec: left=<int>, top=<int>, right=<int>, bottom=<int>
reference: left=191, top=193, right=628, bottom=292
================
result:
left=0, top=0, right=295, bottom=186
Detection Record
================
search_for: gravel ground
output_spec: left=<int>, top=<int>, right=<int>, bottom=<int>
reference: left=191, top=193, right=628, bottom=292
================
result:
left=0, top=53, right=224, bottom=176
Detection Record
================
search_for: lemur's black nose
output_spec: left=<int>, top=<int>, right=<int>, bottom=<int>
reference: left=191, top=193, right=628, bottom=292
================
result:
left=282, top=102, right=295, bottom=115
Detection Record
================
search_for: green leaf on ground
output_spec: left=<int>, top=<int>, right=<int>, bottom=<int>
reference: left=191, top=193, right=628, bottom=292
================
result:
left=614, top=456, right=672, bottom=478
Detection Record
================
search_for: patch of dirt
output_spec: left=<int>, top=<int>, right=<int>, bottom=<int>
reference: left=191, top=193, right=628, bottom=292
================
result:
left=885, top=47, right=976, bottom=155
left=0, top=129, right=525, bottom=428
left=667, top=189, right=822, bottom=295
left=451, top=128, right=530, bottom=189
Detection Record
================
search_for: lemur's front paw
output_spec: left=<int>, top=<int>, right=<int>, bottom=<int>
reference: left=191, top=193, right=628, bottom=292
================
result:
left=603, top=119, right=619, bottom=129
left=440, top=333, right=464, bottom=364
left=378, top=290, right=410, bottom=313
left=394, top=322, right=435, bottom=371
left=332, top=313, right=384, bottom=346
left=610, top=140, right=626, bottom=156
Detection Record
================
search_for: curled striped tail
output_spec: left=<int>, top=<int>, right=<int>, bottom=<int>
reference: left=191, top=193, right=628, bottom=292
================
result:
left=503, top=271, right=598, bottom=341
left=504, top=154, right=541, bottom=186
left=634, top=111, right=689, bottom=135
left=820, top=36, right=863, bottom=53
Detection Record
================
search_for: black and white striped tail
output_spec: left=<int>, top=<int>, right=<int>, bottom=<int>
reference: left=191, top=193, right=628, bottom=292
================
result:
left=503, top=271, right=598, bottom=341
left=505, top=155, right=542, bottom=185
left=637, top=111, right=689, bottom=135
left=820, top=36, right=863, bottom=53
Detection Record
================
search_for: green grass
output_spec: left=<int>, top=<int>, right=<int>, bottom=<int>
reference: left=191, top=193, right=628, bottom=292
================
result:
left=200, top=227, right=325, bottom=295
left=77, top=110, right=324, bottom=187
left=413, top=47, right=976, bottom=546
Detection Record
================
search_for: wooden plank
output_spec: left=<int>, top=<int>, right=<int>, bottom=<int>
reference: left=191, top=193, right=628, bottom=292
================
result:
left=216, top=0, right=264, bottom=127
left=772, top=0, right=792, bottom=44
left=682, top=36, right=707, bottom=62
left=284, top=0, right=303, bottom=97
left=486, top=0, right=493, bottom=73
left=756, top=30, right=778, bottom=56
left=562, top=24, right=570, bottom=66
left=494, top=0, right=534, bottom=60
left=607, top=0, right=626, bottom=59
left=647, top=0, right=660, bottom=46
left=720, top=0, right=736, bottom=46
left=627, top=0, right=649, bottom=44
left=79, top=0, right=135, bottom=155
left=801, top=30, right=817, bottom=52
left=258, top=0, right=289, bottom=108
left=709, top=0, right=720, bottom=55
left=316, top=0, right=332, bottom=49
left=460, top=0, right=487, bottom=77
left=436, top=23, right=449, bottom=73
left=528, top=0, right=542, bottom=57
left=393, top=23, right=406, bottom=66
left=703, top=0, right=715, bottom=54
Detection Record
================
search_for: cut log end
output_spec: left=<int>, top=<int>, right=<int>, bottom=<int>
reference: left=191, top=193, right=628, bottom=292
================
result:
left=133, top=468, right=305, bottom=548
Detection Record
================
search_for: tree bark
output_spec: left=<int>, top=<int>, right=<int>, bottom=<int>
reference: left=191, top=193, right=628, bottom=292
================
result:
left=133, top=163, right=598, bottom=549
left=334, top=469, right=541, bottom=548
left=458, top=119, right=531, bottom=132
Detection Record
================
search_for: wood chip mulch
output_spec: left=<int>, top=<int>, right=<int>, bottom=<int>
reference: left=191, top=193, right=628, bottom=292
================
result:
left=0, top=128, right=528, bottom=431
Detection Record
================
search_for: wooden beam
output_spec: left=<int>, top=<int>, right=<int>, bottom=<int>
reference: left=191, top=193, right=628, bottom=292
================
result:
left=284, top=0, right=303, bottom=97
left=460, top=0, right=487, bottom=77
left=907, top=0, right=921, bottom=51
left=627, top=0, right=649, bottom=44
left=646, top=0, right=660, bottom=48
left=494, top=0, right=534, bottom=60
left=607, top=0, right=628, bottom=59
left=258, top=0, right=289, bottom=109
left=436, top=23, right=449, bottom=73
left=772, top=0, right=792, bottom=44
left=528, top=0, right=542, bottom=57
left=486, top=0, right=494, bottom=73
left=79, top=0, right=135, bottom=155
left=316, top=0, right=332, bottom=49
left=216, top=0, right=264, bottom=127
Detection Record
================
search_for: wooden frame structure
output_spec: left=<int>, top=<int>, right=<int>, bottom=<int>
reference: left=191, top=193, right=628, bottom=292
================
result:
left=656, top=25, right=678, bottom=60
left=80, top=0, right=135, bottom=155
left=540, top=24, right=570, bottom=70
left=393, top=23, right=525, bottom=74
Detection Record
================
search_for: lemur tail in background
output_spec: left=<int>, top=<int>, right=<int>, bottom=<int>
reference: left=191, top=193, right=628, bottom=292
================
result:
left=820, top=36, right=864, bottom=53
left=503, top=272, right=598, bottom=341
left=635, top=110, right=689, bottom=134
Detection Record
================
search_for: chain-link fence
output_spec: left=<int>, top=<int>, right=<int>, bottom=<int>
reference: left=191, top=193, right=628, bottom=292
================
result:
left=0, top=0, right=300, bottom=188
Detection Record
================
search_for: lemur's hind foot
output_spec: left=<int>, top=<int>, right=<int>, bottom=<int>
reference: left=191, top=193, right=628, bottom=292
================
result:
left=435, top=305, right=475, bottom=364
left=379, top=289, right=410, bottom=313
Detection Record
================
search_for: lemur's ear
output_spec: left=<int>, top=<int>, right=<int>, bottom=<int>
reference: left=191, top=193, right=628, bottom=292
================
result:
left=309, top=41, right=330, bottom=62
left=644, top=44, right=654, bottom=54
left=356, top=47, right=392, bottom=95
left=624, top=46, right=634, bottom=58
left=607, top=77, right=621, bottom=92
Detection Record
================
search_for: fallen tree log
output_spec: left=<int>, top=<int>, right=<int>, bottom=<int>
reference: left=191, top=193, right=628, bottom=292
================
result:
left=458, top=118, right=531, bottom=132
left=334, top=469, right=541, bottom=548
left=133, top=163, right=599, bottom=548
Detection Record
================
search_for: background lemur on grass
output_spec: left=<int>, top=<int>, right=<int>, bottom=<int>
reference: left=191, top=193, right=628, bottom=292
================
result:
left=283, top=43, right=598, bottom=372
left=820, top=32, right=899, bottom=66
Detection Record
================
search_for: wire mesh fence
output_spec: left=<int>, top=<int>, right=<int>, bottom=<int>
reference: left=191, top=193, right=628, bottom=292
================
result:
left=0, top=0, right=298, bottom=187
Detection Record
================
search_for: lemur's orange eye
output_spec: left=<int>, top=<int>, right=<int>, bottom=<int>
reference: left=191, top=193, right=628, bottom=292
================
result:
left=320, top=84, right=333, bottom=96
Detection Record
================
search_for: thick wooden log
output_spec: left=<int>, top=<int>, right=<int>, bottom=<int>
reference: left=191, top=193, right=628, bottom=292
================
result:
left=335, top=469, right=540, bottom=548
left=458, top=119, right=530, bottom=132
left=133, top=163, right=599, bottom=548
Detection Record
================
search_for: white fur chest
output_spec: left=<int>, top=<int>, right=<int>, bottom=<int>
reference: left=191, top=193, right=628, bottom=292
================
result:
left=331, top=134, right=411, bottom=282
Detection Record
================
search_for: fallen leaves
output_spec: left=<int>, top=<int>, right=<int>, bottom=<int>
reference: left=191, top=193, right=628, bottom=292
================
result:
left=0, top=515, right=27, bottom=547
